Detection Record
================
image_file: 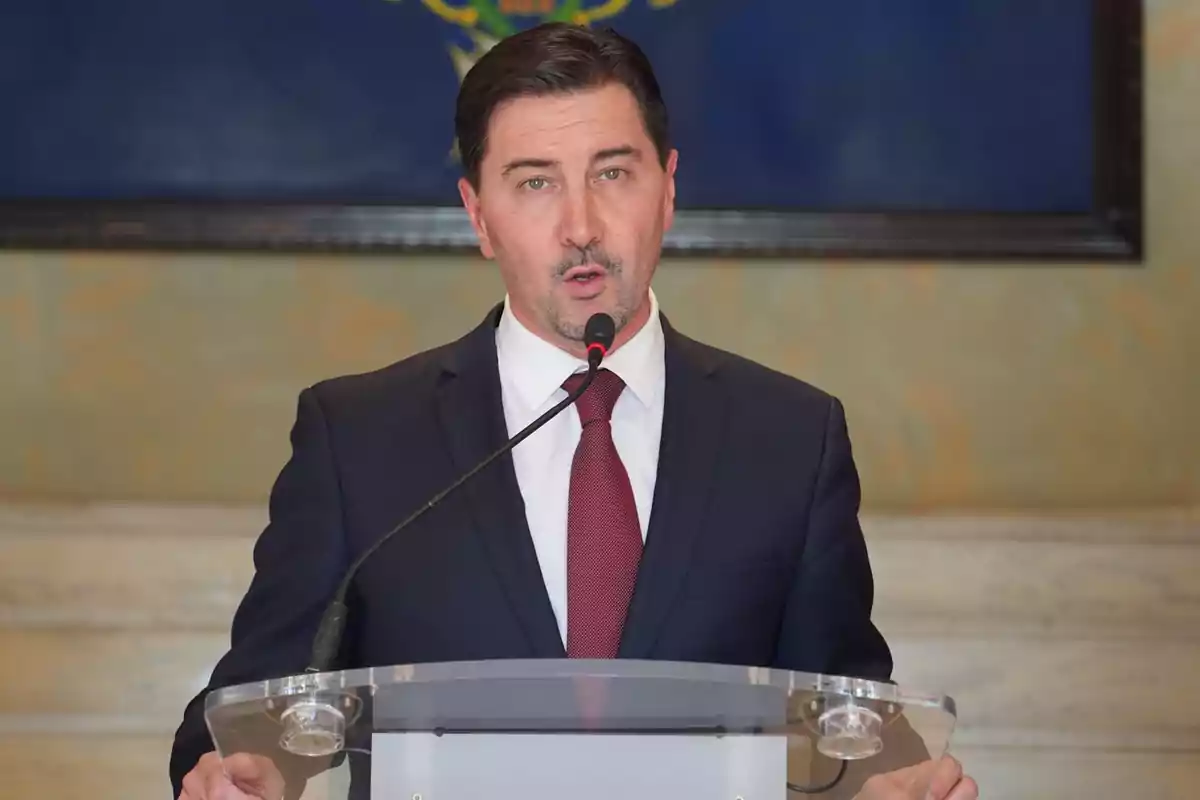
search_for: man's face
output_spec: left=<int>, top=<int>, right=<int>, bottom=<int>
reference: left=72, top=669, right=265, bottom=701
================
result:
left=458, top=82, right=677, bottom=351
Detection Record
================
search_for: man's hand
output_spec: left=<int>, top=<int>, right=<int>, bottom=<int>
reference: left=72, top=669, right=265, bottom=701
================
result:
left=179, top=752, right=286, bottom=800
left=856, top=755, right=979, bottom=800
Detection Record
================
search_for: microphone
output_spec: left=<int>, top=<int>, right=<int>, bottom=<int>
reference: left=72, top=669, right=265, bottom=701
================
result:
left=305, top=311, right=617, bottom=674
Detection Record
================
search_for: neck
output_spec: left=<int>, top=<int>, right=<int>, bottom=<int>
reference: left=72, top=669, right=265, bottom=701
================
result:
left=603, top=299, right=652, bottom=355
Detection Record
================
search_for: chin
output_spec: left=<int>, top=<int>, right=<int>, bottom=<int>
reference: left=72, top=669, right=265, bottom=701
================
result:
left=550, top=305, right=611, bottom=341
left=578, top=298, right=625, bottom=321
left=550, top=286, right=635, bottom=335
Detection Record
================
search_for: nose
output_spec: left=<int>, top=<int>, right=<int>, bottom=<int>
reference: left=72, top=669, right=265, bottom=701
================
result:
left=559, top=183, right=603, bottom=252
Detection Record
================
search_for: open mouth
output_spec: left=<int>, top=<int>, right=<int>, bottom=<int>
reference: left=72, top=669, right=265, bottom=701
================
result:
left=562, top=265, right=606, bottom=285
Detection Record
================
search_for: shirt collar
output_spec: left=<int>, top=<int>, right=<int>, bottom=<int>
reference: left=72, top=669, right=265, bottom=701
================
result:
left=496, top=289, right=665, bottom=412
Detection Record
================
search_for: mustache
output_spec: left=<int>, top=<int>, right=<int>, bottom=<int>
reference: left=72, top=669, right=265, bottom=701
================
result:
left=554, top=247, right=620, bottom=278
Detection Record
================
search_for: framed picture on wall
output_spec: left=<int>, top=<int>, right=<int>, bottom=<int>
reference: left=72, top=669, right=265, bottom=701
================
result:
left=0, top=0, right=1143, bottom=260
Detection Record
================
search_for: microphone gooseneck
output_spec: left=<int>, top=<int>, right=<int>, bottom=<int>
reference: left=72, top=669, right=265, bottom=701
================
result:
left=306, top=311, right=617, bottom=673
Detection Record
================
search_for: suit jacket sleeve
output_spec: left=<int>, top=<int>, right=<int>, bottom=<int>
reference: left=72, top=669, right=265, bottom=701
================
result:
left=772, top=396, right=892, bottom=680
left=774, top=398, right=926, bottom=797
left=169, top=387, right=351, bottom=798
left=772, top=398, right=931, bottom=796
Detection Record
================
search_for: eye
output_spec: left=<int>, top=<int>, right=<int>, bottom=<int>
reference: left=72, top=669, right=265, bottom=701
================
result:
left=598, top=167, right=625, bottom=181
left=520, top=177, right=549, bottom=191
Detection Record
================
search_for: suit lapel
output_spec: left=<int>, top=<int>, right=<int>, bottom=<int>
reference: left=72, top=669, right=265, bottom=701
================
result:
left=435, top=306, right=566, bottom=659
left=619, top=320, right=727, bottom=659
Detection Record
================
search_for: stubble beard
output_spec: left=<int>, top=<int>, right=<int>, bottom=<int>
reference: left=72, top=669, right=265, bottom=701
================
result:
left=545, top=250, right=636, bottom=343
left=548, top=289, right=635, bottom=343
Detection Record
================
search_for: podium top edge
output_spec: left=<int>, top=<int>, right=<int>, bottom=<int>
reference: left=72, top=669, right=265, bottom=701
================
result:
left=203, top=658, right=955, bottom=716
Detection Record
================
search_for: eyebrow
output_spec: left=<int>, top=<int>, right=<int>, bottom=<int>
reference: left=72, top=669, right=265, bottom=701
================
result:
left=594, top=145, right=641, bottom=162
left=501, top=158, right=556, bottom=176
left=500, top=145, right=643, bottom=176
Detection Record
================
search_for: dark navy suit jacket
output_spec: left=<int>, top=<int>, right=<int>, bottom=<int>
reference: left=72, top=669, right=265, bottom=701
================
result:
left=169, top=304, right=892, bottom=795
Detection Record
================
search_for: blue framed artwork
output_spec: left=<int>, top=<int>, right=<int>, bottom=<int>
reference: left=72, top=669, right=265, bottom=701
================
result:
left=0, top=0, right=1142, bottom=259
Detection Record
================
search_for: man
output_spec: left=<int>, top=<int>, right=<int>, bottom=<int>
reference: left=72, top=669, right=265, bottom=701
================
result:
left=172, top=22, right=977, bottom=800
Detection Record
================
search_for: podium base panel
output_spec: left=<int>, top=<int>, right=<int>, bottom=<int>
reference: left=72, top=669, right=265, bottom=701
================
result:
left=371, top=732, right=788, bottom=800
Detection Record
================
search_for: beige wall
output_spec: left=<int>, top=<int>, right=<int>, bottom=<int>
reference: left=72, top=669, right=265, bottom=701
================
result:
left=2, top=241, right=1197, bottom=509
left=1, top=3, right=1198, bottom=799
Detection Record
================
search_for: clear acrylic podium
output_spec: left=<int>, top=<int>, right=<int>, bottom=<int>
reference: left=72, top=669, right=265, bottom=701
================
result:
left=204, top=659, right=956, bottom=800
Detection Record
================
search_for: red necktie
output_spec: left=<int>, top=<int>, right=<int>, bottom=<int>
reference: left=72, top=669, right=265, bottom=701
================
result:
left=562, top=368, right=643, bottom=659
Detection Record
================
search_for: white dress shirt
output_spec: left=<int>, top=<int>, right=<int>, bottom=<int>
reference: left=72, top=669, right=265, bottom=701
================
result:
left=496, top=290, right=666, bottom=646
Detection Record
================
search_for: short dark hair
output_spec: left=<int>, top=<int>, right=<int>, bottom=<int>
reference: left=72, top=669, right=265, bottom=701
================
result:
left=454, top=22, right=671, bottom=189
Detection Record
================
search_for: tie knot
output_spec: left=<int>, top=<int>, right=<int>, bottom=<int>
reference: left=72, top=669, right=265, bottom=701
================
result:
left=563, top=368, right=626, bottom=426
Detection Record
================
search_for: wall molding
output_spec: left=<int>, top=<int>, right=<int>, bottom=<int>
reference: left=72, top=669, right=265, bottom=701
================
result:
left=2, top=501, right=1197, bottom=800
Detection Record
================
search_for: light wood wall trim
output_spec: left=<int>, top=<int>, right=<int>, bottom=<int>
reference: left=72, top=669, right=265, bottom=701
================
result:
left=948, top=744, right=1200, bottom=800
left=863, top=508, right=1200, bottom=544
left=888, top=634, right=1200, bottom=736
left=0, top=630, right=225, bottom=720
left=0, top=527, right=255, bottom=629
left=4, top=504, right=1198, bottom=638
left=868, top=534, right=1200, bottom=640
left=1, top=502, right=1196, bottom=541
left=951, top=725, right=1200, bottom=752
left=0, top=502, right=266, bottom=539
left=4, top=629, right=1197, bottom=743
left=0, top=733, right=176, bottom=800
left=0, top=712, right=174, bottom=735
left=4, top=501, right=1198, bottom=800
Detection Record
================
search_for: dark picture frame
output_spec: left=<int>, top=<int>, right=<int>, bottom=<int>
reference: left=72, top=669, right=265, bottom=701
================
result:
left=0, top=0, right=1142, bottom=261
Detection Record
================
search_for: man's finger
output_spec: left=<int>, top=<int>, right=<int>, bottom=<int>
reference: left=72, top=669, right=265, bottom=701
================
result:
left=224, top=752, right=286, bottom=800
left=947, top=775, right=979, bottom=800
left=180, top=769, right=206, bottom=800
left=223, top=753, right=263, bottom=780
left=204, top=757, right=236, bottom=799
left=924, top=755, right=964, bottom=799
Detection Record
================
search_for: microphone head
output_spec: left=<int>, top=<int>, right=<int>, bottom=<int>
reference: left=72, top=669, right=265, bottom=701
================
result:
left=584, top=313, right=616, bottom=366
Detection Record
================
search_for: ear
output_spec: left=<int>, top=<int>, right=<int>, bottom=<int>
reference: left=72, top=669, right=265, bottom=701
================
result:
left=457, top=176, right=495, bottom=259
left=661, top=149, right=679, bottom=232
